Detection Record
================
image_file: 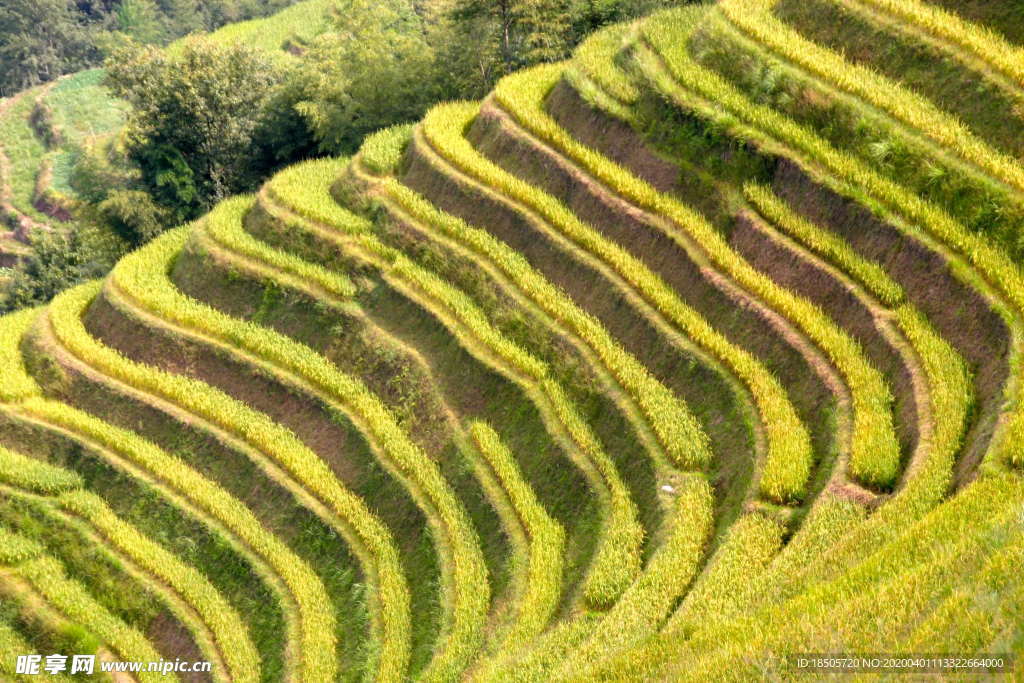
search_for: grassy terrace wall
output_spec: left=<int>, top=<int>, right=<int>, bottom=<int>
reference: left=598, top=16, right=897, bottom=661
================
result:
left=1, top=1, right=1023, bottom=679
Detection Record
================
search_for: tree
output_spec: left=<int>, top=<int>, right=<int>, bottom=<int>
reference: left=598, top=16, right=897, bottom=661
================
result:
left=567, top=0, right=687, bottom=37
left=0, top=0, right=98, bottom=95
left=105, top=40, right=281, bottom=219
left=440, top=0, right=684, bottom=94
left=75, top=0, right=121, bottom=19
left=154, top=0, right=204, bottom=37
left=518, top=0, right=572, bottom=64
left=94, top=189, right=172, bottom=245
left=449, top=0, right=519, bottom=72
left=443, top=0, right=572, bottom=94
left=116, top=0, right=165, bottom=44
left=288, top=0, right=437, bottom=153
left=0, top=227, right=113, bottom=312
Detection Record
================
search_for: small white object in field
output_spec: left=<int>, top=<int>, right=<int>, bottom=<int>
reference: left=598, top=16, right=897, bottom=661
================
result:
left=661, top=484, right=675, bottom=494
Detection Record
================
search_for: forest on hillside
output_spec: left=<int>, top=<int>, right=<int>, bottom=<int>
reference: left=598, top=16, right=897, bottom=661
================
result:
left=0, top=0, right=686, bottom=312
left=0, top=0, right=306, bottom=96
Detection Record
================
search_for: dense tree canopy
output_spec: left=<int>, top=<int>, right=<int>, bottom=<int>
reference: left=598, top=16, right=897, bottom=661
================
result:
left=0, top=0, right=99, bottom=95
left=281, top=0, right=685, bottom=151
left=0, top=227, right=112, bottom=312
left=106, top=41, right=281, bottom=219
left=0, top=0, right=302, bottom=94
left=285, top=0, right=437, bottom=153
left=435, top=0, right=683, bottom=97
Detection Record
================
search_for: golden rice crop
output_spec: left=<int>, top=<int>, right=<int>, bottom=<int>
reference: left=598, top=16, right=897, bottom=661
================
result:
left=808, top=522, right=1017, bottom=652
left=551, top=474, right=713, bottom=679
left=200, top=196, right=357, bottom=300
left=667, top=513, right=784, bottom=630
left=568, top=24, right=641, bottom=107
left=45, top=282, right=394, bottom=683
left=494, top=66, right=817, bottom=502
left=719, top=0, right=1024, bottom=200
left=579, top=493, right=867, bottom=681
left=743, top=184, right=905, bottom=307
left=468, top=422, right=565, bottom=648
left=265, top=160, right=371, bottom=235
left=264, top=157, right=645, bottom=610
left=0, top=620, right=40, bottom=679
left=622, top=12, right=1015, bottom=651
left=388, top=251, right=645, bottom=609
left=0, top=524, right=45, bottom=564
left=843, top=0, right=1024, bottom=91
left=109, top=229, right=485, bottom=681
left=0, top=309, right=43, bottom=403
left=3, top=304, right=334, bottom=679
left=0, top=445, right=247, bottom=682
left=743, top=183, right=974, bottom=488
left=203, top=186, right=562, bottom=668
left=1, top=3, right=1021, bottom=679
left=633, top=13, right=993, bottom=607
left=416, top=103, right=713, bottom=473
left=0, top=444, right=82, bottom=494
left=361, top=124, right=416, bottom=176
left=658, top=471, right=1024, bottom=679
left=58, top=489, right=261, bottom=683
left=902, top=536, right=1024, bottom=652
left=16, top=554, right=169, bottom=682
left=709, top=494, right=866, bottom=623
left=22, top=390, right=335, bottom=682
left=639, top=5, right=1024, bottom=475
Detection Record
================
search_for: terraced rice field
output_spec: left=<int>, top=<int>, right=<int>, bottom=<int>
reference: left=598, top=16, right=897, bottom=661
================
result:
left=2, top=1, right=1023, bottom=679
left=0, top=81, right=62, bottom=239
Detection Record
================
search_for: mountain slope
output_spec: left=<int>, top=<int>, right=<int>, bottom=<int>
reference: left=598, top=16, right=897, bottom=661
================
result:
left=0, top=0, right=335, bottom=267
left=1, top=1, right=1022, bottom=680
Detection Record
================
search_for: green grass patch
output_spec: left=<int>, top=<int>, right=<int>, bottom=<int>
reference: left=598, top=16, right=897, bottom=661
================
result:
left=0, top=89, right=50, bottom=223
left=167, top=0, right=336, bottom=59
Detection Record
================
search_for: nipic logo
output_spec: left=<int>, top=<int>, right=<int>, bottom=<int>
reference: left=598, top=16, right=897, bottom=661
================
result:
left=16, top=654, right=94, bottom=675
left=15, top=654, right=212, bottom=675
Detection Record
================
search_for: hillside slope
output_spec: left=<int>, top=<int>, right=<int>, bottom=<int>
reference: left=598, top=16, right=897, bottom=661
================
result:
left=0, top=0, right=333, bottom=267
left=1, top=1, right=1023, bottom=680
